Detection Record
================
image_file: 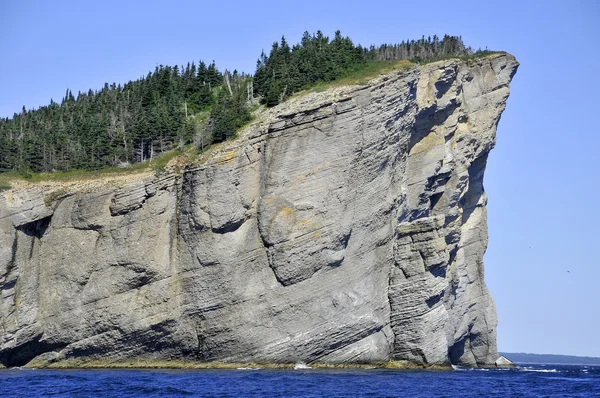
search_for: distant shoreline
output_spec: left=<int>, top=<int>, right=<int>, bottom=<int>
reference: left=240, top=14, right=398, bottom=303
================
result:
left=501, top=352, right=600, bottom=366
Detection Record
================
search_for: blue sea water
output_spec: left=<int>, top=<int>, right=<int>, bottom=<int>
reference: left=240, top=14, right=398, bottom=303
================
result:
left=0, top=363, right=598, bottom=397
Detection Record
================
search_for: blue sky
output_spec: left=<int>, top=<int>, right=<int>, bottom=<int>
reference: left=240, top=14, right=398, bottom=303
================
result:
left=1, top=0, right=599, bottom=357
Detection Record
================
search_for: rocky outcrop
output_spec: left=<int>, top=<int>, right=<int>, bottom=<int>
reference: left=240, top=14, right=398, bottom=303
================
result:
left=0, top=54, right=518, bottom=368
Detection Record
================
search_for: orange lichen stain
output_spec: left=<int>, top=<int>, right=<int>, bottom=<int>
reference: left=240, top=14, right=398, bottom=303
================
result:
left=269, top=206, right=297, bottom=235
left=409, top=131, right=443, bottom=155
left=217, top=150, right=237, bottom=164
left=453, top=122, right=470, bottom=151
left=310, top=231, right=321, bottom=239
left=293, top=175, right=307, bottom=185
left=269, top=206, right=294, bottom=223
left=3, top=190, right=14, bottom=204
left=276, top=206, right=295, bottom=222
left=296, top=218, right=318, bottom=230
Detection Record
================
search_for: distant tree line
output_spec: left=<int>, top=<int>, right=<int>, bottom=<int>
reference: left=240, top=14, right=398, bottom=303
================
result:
left=0, top=31, right=472, bottom=174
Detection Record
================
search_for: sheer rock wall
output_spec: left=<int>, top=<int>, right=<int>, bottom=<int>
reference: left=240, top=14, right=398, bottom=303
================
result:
left=0, top=54, right=518, bottom=368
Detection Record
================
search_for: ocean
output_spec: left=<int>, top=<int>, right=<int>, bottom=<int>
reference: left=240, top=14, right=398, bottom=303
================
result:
left=0, top=363, right=598, bottom=397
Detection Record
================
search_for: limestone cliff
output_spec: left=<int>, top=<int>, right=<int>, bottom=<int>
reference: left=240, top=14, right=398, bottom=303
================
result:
left=0, top=54, right=518, bottom=368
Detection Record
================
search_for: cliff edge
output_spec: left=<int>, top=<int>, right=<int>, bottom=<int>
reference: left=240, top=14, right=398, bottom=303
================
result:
left=0, top=54, right=518, bottom=368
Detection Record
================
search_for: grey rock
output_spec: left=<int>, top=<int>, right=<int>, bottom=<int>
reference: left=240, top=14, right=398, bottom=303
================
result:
left=0, top=54, right=518, bottom=368
left=495, top=355, right=516, bottom=368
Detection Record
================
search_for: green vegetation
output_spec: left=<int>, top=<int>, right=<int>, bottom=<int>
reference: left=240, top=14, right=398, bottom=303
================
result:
left=0, top=62, right=250, bottom=175
left=254, top=32, right=470, bottom=105
left=0, top=147, right=190, bottom=187
left=304, top=59, right=414, bottom=93
left=409, top=49, right=503, bottom=65
left=44, top=188, right=68, bottom=207
left=0, top=31, right=488, bottom=180
left=148, top=148, right=184, bottom=173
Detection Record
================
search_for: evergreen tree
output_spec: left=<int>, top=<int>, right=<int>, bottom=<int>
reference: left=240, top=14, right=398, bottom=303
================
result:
left=0, top=31, right=474, bottom=174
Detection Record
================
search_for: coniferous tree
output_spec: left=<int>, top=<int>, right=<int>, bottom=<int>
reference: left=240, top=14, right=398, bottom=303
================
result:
left=0, top=31, right=474, bottom=174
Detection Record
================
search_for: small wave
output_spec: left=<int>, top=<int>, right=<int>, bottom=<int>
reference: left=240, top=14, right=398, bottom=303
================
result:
left=452, top=365, right=512, bottom=372
left=294, top=362, right=312, bottom=370
left=553, top=377, right=589, bottom=382
left=236, top=367, right=261, bottom=370
left=521, top=368, right=559, bottom=373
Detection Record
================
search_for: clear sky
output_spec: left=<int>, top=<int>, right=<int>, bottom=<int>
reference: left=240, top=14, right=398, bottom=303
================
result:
left=1, top=0, right=598, bottom=357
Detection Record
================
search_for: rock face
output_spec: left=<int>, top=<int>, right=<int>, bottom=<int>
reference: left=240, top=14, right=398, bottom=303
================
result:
left=0, top=54, right=518, bottom=368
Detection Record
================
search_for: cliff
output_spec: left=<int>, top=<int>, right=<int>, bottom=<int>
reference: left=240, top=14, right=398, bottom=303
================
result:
left=0, top=54, right=518, bottom=368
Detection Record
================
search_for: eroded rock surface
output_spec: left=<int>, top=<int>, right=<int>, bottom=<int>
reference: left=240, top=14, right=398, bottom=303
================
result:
left=0, top=54, right=518, bottom=368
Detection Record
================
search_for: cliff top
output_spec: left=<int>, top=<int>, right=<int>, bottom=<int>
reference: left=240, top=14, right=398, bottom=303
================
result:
left=0, top=52, right=514, bottom=197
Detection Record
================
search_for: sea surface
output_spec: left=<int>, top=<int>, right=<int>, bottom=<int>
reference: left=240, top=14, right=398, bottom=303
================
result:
left=0, top=363, right=598, bottom=397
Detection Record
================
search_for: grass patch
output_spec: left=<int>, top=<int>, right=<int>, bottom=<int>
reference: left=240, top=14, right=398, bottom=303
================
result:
left=0, top=163, right=151, bottom=185
left=0, top=183, right=11, bottom=192
left=409, top=50, right=505, bottom=65
left=44, top=188, right=69, bottom=207
left=0, top=136, right=253, bottom=188
left=0, top=149, right=185, bottom=187
left=287, top=51, right=505, bottom=98
left=149, top=148, right=183, bottom=173
left=304, top=59, right=415, bottom=94
left=0, top=173, right=19, bottom=191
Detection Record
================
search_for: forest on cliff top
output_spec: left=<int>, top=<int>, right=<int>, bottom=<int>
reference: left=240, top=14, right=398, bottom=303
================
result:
left=0, top=32, right=479, bottom=177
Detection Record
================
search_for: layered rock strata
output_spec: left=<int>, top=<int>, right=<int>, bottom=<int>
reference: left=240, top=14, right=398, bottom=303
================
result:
left=0, top=54, right=518, bottom=368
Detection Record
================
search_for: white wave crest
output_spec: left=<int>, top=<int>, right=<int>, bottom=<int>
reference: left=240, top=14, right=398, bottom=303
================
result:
left=294, top=362, right=312, bottom=370
left=521, top=368, right=559, bottom=373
